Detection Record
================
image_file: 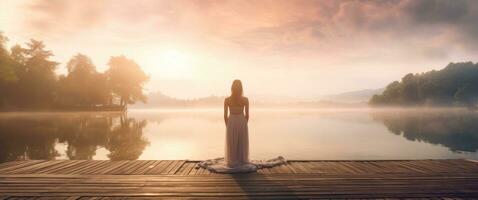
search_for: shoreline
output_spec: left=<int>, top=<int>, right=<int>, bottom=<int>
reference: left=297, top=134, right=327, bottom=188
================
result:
left=0, top=106, right=475, bottom=113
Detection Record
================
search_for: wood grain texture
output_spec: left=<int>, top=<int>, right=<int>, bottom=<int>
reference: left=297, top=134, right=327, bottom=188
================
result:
left=0, top=159, right=477, bottom=199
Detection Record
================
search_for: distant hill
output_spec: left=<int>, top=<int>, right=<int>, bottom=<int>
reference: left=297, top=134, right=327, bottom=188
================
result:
left=321, top=88, right=384, bottom=103
left=134, top=91, right=369, bottom=108
left=133, top=92, right=223, bottom=108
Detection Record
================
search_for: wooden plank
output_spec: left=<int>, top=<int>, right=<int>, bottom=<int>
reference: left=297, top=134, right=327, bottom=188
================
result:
left=121, top=160, right=150, bottom=175
left=437, top=160, right=469, bottom=172
left=387, top=161, right=420, bottom=174
left=37, top=160, right=85, bottom=174
left=305, top=161, right=324, bottom=174
left=144, top=160, right=170, bottom=175
left=316, top=161, right=341, bottom=174
left=342, top=161, right=371, bottom=174
left=2, top=159, right=477, bottom=176
left=107, top=161, right=140, bottom=175
left=1, top=174, right=478, bottom=198
left=26, top=161, right=68, bottom=174
left=393, top=161, right=429, bottom=174
left=167, top=160, right=186, bottom=175
left=130, top=160, right=159, bottom=175
left=63, top=160, right=101, bottom=174
left=339, top=161, right=365, bottom=174
left=188, top=162, right=201, bottom=175
left=92, top=161, right=128, bottom=175
left=0, top=159, right=477, bottom=198
left=365, top=161, right=390, bottom=173
left=0, top=160, right=46, bottom=173
left=73, top=161, right=109, bottom=175
left=80, top=161, right=112, bottom=174
left=299, top=161, right=316, bottom=173
left=282, top=163, right=297, bottom=174
left=27, top=161, right=72, bottom=174
left=266, top=163, right=282, bottom=174
left=194, top=162, right=207, bottom=175
left=0, top=160, right=31, bottom=169
left=413, top=160, right=447, bottom=172
left=157, top=160, right=175, bottom=174
left=444, top=160, right=476, bottom=172
left=55, top=160, right=90, bottom=174
left=6, top=161, right=64, bottom=174
left=275, top=163, right=292, bottom=174
left=176, top=162, right=195, bottom=175
left=370, top=161, right=409, bottom=174
left=160, top=160, right=180, bottom=175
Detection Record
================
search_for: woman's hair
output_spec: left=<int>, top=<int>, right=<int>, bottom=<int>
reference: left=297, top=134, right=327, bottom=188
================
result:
left=230, top=79, right=243, bottom=100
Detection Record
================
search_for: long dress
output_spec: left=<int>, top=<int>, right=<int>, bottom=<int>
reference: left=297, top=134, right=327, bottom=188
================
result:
left=225, top=105, right=250, bottom=167
left=198, top=104, right=286, bottom=173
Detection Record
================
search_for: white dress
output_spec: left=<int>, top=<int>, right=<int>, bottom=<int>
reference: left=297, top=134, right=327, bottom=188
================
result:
left=198, top=104, right=286, bottom=173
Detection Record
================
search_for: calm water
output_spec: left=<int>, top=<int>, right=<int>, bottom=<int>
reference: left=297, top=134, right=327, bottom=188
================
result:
left=1, top=108, right=477, bottom=163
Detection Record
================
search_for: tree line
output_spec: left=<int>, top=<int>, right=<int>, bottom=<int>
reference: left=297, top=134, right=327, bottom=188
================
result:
left=0, top=32, right=148, bottom=110
left=370, top=62, right=478, bottom=108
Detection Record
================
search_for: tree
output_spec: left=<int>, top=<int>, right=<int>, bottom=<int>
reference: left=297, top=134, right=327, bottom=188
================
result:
left=0, top=33, right=16, bottom=82
left=0, top=32, right=151, bottom=110
left=400, top=73, right=421, bottom=105
left=0, top=33, right=17, bottom=108
left=370, top=81, right=401, bottom=105
left=59, top=54, right=111, bottom=106
left=454, top=84, right=478, bottom=108
left=106, top=56, right=149, bottom=107
left=370, top=62, right=478, bottom=108
left=9, top=39, right=59, bottom=108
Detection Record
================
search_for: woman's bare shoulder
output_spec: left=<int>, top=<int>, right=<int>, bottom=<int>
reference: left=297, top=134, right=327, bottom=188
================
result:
left=242, top=97, right=249, bottom=103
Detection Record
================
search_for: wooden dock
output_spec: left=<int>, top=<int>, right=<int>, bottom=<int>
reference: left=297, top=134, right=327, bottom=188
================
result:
left=0, top=159, right=477, bottom=199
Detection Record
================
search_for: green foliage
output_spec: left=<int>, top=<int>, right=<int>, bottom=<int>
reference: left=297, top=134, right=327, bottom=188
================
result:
left=107, top=56, right=149, bottom=106
left=7, top=39, right=59, bottom=108
left=0, top=33, right=16, bottom=83
left=0, top=32, right=149, bottom=110
left=370, top=62, right=478, bottom=107
left=58, top=54, right=111, bottom=106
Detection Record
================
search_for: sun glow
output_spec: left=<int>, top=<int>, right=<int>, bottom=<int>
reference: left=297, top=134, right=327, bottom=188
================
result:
left=161, top=49, right=190, bottom=66
left=144, top=48, right=196, bottom=79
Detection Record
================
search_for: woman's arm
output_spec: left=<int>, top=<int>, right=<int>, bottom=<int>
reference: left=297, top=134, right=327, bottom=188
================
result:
left=245, top=97, right=249, bottom=122
left=224, top=98, right=228, bottom=125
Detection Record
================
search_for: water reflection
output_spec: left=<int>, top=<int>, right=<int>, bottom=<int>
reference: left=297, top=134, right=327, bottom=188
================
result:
left=0, top=113, right=148, bottom=162
left=371, top=109, right=478, bottom=152
left=0, top=109, right=477, bottom=162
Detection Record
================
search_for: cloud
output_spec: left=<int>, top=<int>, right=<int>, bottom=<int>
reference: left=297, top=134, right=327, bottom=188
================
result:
left=402, top=0, right=478, bottom=49
left=403, top=0, right=469, bottom=24
left=24, top=0, right=107, bottom=36
left=15, top=0, right=478, bottom=62
left=5, top=0, right=478, bottom=98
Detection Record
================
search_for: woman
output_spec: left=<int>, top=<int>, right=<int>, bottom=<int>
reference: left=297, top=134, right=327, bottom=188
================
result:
left=224, top=79, right=250, bottom=168
left=198, top=80, right=286, bottom=173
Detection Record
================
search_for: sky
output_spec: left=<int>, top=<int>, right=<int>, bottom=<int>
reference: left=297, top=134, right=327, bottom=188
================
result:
left=1, top=0, right=478, bottom=100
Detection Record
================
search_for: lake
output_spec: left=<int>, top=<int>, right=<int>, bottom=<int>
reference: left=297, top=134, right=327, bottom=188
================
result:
left=0, top=108, right=477, bottom=163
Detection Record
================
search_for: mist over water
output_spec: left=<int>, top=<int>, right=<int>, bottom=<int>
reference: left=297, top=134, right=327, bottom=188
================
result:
left=0, top=108, right=477, bottom=163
